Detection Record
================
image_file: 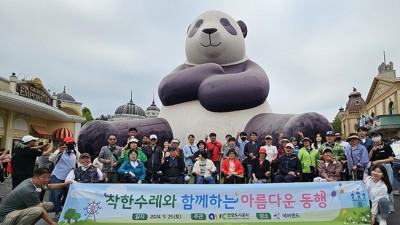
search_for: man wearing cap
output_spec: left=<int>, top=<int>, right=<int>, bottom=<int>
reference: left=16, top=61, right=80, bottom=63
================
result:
left=98, top=134, right=122, bottom=183
left=345, top=133, right=369, bottom=181
left=318, top=131, right=346, bottom=162
left=314, top=147, right=343, bottom=182
left=66, top=153, right=104, bottom=183
left=171, top=138, right=184, bottom=158
left=357, top=126, right=373, bottom=152
left=11, top=135, right=53, bottom=189
left=143, top=134, right=163, bottom=183
left=183, top=134, right=198, bottom=175
left=119, top=137, right=147, bottom=164
left=277, top=137, right=290, bottom=159
left=49, top=136, right=80, bottom=219
left=274, top=143, right=302, bottom=183
left=298, top=137, right=319, bottom=182
left=221, top=149, right=244, bottom=184
left=158, top=147, right=186, bottom=184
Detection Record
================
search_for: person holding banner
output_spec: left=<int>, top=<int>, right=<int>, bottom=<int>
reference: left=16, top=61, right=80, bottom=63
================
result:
left=364, top=164, right=392, bottom=225
left=314, top=147, right=342, bottom=182
left=274, top=143, right=302, bottom=183
left=221, top=149, right=244, bottom=184
left=192, top=150, right=216, bottom=184
left=158, top=147, right=187, bottom=184
left=118, top=149, right=146, bottom=184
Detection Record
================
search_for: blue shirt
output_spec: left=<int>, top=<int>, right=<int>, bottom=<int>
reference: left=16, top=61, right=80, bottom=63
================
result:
left=236, top=139, right=249, bottom=161
left=52, top=151, right=77, bottom=180
left=183, top=144, right=198, bottom=166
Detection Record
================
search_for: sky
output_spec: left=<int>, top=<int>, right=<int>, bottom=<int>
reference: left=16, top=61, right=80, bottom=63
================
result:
left=1, top=0, right=400, bottom=121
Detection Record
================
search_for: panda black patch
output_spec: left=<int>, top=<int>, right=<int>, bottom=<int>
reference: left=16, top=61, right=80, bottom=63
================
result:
left=188, top=19, right=203, bottom=38
left=220, top=18, right=237, bottom=35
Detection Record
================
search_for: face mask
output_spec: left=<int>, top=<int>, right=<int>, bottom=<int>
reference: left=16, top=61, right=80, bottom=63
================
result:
left=335, top=137, right=342, bottom=142
left=241, top=136, right=247, bottom=141
left=372, top=136, right=381, bottom=143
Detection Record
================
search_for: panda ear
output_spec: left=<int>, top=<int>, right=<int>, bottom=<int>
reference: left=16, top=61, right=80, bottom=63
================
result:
left=237, top=20, right=247, bottom=38
left=187, top=24, right=191, bottom=34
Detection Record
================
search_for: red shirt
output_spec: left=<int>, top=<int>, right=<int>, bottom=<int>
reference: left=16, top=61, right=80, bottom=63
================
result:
left=206, top=141, right=222, bottom=162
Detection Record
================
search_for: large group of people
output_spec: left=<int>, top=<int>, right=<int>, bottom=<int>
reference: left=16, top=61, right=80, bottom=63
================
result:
left=0, top=125, right=398, bottom=225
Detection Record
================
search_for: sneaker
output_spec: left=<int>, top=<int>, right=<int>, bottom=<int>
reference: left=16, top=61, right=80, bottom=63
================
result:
left=394, top=190, right=399, bottom=196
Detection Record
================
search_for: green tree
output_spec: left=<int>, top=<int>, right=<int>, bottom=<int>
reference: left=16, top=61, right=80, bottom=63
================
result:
left=72, top=212, right=81, bottom=223
left=96, top=114, right=111, bottom=121
left=82, top=107, right=94, bottom=126
left=64, top=208, right=76, bottom=224
left=331, top=118, right=342, bottom=133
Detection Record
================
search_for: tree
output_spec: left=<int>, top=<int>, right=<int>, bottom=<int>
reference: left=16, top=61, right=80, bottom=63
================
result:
left=64, top=208, right=77, bottom=224
left=82, top=107, right=94, bottom=125
left=72, top=212, right=81, bottom=223
left=96, top=114, right=111, bottom=121
left=331, top=118, right=341, bottom=133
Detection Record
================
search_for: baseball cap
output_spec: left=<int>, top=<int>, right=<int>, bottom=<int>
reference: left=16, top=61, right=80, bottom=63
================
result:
left=149, top=134, right=157, bottom=140
left=22, top=135, right=39, bottom=143
left=79, top=153, right=91, bottom=159
left=64, top=137, right=76, bottom=143
left=171, top=138, right=180, bottom=144
left=326, top=131, right=334, bottom=136
left=322, top=147, right=333, bottom=154
left=265, top=135, right=273, bottom=139
left=279, top=138, right=290, bottom=144
left=301, top=137, right=312, bottom=143
left=285, top=143, right=295, bottom=149
left=128, top=138, right=139, bottom=144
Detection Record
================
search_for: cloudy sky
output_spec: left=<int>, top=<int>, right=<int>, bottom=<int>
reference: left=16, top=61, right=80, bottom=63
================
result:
left=1, top=0, right=399, bottom=121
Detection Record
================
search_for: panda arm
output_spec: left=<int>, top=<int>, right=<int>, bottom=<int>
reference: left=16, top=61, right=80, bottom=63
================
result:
left=158, top=63, right=224, bottom=106
left=198, top=60, right=269, bottom=112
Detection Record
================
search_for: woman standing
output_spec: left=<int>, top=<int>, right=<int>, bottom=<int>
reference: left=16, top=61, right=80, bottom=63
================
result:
left=364, top=164, right=392, bottom=225
left=298, top=137, right=319, bottom=182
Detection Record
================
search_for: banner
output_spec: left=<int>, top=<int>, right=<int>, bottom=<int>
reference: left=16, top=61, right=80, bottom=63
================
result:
left=59, top=181, right=371, bottom=225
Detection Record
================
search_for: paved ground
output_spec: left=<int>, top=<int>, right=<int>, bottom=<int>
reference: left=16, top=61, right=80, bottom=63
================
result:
left=0, top=177, right=398, bottom=224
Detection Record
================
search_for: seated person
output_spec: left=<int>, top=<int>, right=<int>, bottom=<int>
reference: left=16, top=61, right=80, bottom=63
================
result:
left=66, top=153, right=104, bottom=183
left=118, top=149, right=146, bottom=184
left=192, top=150, right=216, bottom=184
left=221, top=149, right=244, bottom=184
left=158, top=147, right=186, bottom=184
left=0, top=168, right=71, bottom=225
left=251, top=148, right=271, bottom=183
left=274, top=143, right=302, bottom=183
left=314, top=147, right=342, bottom=182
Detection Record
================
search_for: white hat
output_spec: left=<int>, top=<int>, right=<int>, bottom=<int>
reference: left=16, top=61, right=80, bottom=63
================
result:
left=22, top=135, right=39, bottom=143
left=150, top=134, right=157, bottom=140
left=128, top=138, right=139, bottom=144
left=171, top=138, right=180, bottom=143
left=285, top=143, right=295, bottom=149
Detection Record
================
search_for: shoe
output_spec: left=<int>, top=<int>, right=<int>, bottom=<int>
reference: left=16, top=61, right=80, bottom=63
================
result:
left=394, top=190, right=399, bottom=196
left=54, top=212, right=60, bottom=220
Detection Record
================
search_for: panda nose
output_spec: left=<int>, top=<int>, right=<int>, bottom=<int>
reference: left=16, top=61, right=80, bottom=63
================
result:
left=202, top=28, right=217, bottom=35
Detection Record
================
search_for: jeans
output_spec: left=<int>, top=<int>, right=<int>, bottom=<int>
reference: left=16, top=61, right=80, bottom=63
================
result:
left=49, top=175, right=67, bottom=213
left=196, top=176, right=215, bottom=184
left=392, top=162, right=400, bottom=190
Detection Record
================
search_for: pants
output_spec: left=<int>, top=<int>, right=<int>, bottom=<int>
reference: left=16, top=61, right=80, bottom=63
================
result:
left=224, top=175, right=244, bottom=184
left=274, top=174, right=297, bottom=183
left=213, top=161, right=220, bottom=183
left=105, top=172, right=119, bottom=183
left=247, top=163, right=253, bottom=181
left=393, top=162, right=400, bottom=190
left=252, top=178, right=268, bottom=183
left=196, top=176, right=215, bottom=184
left=1, top=202, right=53, bottom=225
left=49, top=175, right=67, bottom=213
left=301, top=173, right=316, bottom=182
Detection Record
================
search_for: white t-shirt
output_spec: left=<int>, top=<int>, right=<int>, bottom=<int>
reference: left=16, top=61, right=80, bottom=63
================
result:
left=261, top=145, right=278, bottom=162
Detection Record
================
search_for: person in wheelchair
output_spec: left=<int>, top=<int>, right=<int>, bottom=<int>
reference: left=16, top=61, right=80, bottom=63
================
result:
left=192, top=150, right=216, bottom=184
left=118, top=149, right=146, bottom=184
left=158, top=147, right=187, bottom=184
left=221, top=149, right=245, bottom=184
left=251, top=148, right=271, bottom=183
left=274, top=143, right=302, bottom=183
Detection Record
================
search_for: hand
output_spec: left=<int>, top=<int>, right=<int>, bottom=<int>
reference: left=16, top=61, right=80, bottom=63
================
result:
left=102, top=173, right=107, bottom=180
left=265, top=171, right=271, bottom=177
left=288, top=171, right=295, bottom=176
left=253, top=178, right=258, bottom=182
left=64, top=180, right=73, bottom=186
left=371, top=215, right=376, bottom=225
left=129, top=171, right=136, bottom=177
left=352, top=165, right=357, bottom=171
left=237, top=130, right=240, bottom=136
left=138, top=180, right=142, bottom=184
left=105, top=160, right=111, bottom=164
left=111, top=162, right=118, bottom=167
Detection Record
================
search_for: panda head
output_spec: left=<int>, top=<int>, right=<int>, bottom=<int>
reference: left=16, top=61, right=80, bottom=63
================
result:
left=185, top=10, right=248, bottom=66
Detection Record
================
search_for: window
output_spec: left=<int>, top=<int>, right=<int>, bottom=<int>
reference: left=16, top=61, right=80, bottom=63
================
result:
left=354, top=100, right=360, bottom=105
left=388, top=101, right=394, bottom=115
left=371, top=112, right=375, bottom=118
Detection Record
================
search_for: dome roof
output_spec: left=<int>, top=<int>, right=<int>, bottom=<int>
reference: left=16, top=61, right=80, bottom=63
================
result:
left=146, top=98, right=160, bottom=112
left=346, top=87, right=365, bottom=112
left=115, top=100, right=146, bottom=116
left=56, top=86, right=76, bottom=102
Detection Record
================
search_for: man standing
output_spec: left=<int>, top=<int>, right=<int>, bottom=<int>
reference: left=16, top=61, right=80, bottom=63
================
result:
left=357, top=126, right=373, bottom=152
left=11, top=135, right=52, bottom=189
left=0, top=168, right=71, bottom=225
left=244, top=132, right=262, bottom=182
left=318, top=131, right=346, bottom=162
left=98, top=134, right=122, bottom=183
left=205, top=133, right=222, bottom=183
left=49, top=137, right=79, bottom=220
left=236, top=131, right=248, bottom=163
left=183, top=134, right=198, bottom=175
left=143, top=134, right=163, bottom=183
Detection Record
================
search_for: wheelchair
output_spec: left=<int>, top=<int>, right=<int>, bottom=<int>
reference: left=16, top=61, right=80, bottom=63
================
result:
left=192, top=171, right=217, bottom=184
left=157, top=171, right=188, bottom=184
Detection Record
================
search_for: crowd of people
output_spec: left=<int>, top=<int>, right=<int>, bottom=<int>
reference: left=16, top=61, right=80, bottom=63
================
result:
left=0, top=126, right=398, bottom=224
